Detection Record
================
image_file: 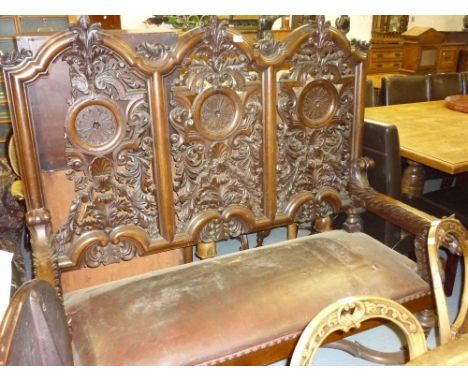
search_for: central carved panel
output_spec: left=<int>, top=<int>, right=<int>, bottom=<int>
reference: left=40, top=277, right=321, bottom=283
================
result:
left=54, top=18, right=158, bottom=267
left=276, top=17, right=355, bottom=222
left=169, top=18, right=264, bottom=241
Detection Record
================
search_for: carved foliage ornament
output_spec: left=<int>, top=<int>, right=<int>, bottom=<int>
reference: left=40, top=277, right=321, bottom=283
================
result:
left=169, top=17, right=263, bottom=241
left=55, top=16, right=158, bottom=267
left=276, top=16, right=354, bottom=217
left=0, top=48, right=33, bottom=67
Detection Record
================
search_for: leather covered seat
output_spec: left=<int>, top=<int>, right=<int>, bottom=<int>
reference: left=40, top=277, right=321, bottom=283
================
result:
left=64, top=231, right=429, bottom=365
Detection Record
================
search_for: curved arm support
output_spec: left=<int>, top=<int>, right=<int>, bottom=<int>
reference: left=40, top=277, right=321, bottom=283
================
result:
left=290, top=296, right=428, bottom=365
left=427, top=218, right=468, bottom=345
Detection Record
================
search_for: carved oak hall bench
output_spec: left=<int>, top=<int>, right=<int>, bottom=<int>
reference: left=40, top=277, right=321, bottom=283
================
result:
left=1, top=16, right=462, bottom=366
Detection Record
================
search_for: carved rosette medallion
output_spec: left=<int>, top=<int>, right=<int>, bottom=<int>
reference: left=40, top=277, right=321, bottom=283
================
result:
left=193, top=88, right=241, bottom=140
left=66, top=97, right=124, bottom=154
left=298, top=80, right=338, bottom=128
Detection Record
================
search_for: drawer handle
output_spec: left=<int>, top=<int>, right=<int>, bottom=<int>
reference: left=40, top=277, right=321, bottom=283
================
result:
left=395, top=53, right=401, bottom=57
left=376, top=53, right=383, bottom=58
left=376, top=63, right=382, bottom=68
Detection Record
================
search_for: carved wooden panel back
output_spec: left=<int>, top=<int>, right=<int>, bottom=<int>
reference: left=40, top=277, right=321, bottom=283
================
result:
left=167, top=18, right=264, bottom=242
left=276, top=18, right=355, bottom=224
left=1, top=16, right=366, bottom=270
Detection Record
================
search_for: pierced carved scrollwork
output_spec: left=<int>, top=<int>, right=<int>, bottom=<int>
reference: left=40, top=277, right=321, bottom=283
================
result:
left=55, top=16, right=158, bottom=267
left=0, top=48, right=33, bottom=67
left=135, top=41, right=170, bottom=62
left=168, top=16, right=264, bottom=239
left=290, top=296, right=428, bottom=366
left=276, top=16, right=354, bottom=219
left=254, top=38, right=285, bottom=58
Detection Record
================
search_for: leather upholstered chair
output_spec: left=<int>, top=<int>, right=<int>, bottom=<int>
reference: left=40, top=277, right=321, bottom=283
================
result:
left=365, top=79, right=375, bottom=107
left=426, top=72, right=465, bottom=101
left=380, top=75, right=429, bottom=106
left=360, top=120, right=407, bottom=250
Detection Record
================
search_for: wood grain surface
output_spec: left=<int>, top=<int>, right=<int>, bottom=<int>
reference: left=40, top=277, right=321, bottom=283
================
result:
left=365, top=100, right=468, bottom=174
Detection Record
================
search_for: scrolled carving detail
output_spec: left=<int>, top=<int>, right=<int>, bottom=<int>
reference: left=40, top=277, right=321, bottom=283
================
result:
left=135, top=41, right=170, bottom=61
left=0, top=48, right=33, bottom=67
left=55, top=16, right=158, bottom=267
left=254, top=38, right=285, bottom=57
left=276, top=17, right=354, bottom=216
left=169, top=16, right=264, bottom=236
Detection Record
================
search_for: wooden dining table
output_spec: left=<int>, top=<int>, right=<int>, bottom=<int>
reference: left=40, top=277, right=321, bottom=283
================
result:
left=365, top=99, right=468, bottom=197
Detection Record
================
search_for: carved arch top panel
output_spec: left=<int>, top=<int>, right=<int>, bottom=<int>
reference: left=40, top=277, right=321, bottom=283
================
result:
left=52, top=17, right=159, bottom=267
left=276, top=17, right=356, bottom=220
left=167, top=17, right=265, bottom=241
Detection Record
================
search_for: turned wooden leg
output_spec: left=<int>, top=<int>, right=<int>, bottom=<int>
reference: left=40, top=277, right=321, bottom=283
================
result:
left=196, top=242, right=217, bottom=260
left=415, top=309, right=437, bottom=337
left=401, top=160, right=425, bottom=199
left=287, top=223, right=298, bottom=240
left=313, top=216, right=332, bottom=233
left=183, top=246, right=193, bottom=263
left=256, top=230, right=271, bottom=247
left=343, top=210, right=362, bottom=233
left=237, top=234, right=249, bottom=251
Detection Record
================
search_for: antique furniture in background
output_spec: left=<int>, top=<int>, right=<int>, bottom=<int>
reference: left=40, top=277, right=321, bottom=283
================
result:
left=291, top=218, right=468, bottom=366
left=367, top=16, right=408, bottom=74
left=400, top=27, right=465, bottom=74
left=0, top=16, right=72, bottom=53
left=0, top=16, right=73, bottom=158
left=1, top=15, right=464, bottom=366
left=365, top=99, right=468, bottom=199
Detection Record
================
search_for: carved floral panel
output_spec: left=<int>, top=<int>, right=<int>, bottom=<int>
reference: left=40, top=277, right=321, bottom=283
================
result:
left=276, top=17, right=355, bottom=222
left=54, top=17, right=158, bottom=267
left=168, top=18, right=264, bottom=241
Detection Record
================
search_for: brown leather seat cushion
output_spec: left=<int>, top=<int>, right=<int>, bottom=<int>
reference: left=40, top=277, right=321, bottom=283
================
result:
left=64, top=231, right=430, bottom=365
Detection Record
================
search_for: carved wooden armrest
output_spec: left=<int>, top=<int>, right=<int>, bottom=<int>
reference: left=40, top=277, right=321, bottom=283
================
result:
left=350, top=158, right=437, bottom=236
left=25, top=208, right=61, bottom=296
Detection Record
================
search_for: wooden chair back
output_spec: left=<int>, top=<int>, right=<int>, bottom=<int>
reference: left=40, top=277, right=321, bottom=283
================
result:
left=1, top=16, right=367, bottom=292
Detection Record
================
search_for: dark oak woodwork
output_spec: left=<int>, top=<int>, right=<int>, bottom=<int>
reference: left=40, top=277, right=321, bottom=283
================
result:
left=3, top=15, right=466, bottom=366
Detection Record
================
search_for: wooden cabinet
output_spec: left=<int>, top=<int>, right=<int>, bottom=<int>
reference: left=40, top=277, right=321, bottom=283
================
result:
left=367, top=16, right=408, bottom=74
left=437, top=44, right=464, bottom=73
left=368, top=43, right=403, bottom=73
left=400, top=27, right=464, bottom=74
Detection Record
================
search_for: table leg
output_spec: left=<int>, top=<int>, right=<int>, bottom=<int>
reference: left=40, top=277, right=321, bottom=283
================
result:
left=401, top=160, right=425, bottom=198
